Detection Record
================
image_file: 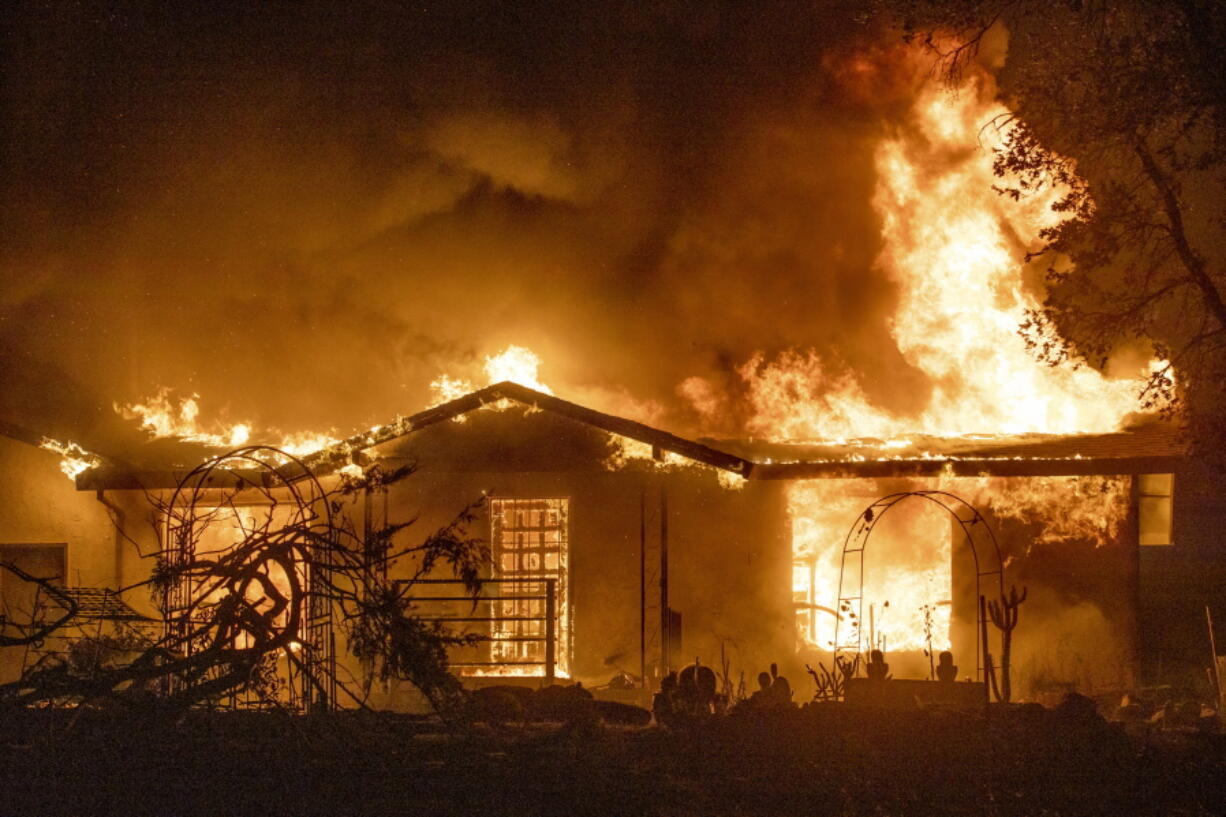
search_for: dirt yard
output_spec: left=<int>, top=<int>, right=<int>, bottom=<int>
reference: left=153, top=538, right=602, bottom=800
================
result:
left=2, top=705, right=1223, bottom=816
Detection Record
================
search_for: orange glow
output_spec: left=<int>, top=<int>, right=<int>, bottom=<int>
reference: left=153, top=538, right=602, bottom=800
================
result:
left=952, top=473, right=1130, bottom=548
left=483, top=345, right=552, bottom=394
left=790, top=474, right=1130, bottom=653
left=464, top=666, right=571, bottom=680
left=790, top=481, right=950, bottom=652
left=726, top=76, right=1153, bottom=442
left=780, top=70, right=1151, bottom=658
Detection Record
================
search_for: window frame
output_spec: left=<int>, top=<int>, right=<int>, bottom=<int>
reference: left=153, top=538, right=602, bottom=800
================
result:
left=487, top=496, right=572, bottom=677
left=1136, top=473, right=1175, bottom=547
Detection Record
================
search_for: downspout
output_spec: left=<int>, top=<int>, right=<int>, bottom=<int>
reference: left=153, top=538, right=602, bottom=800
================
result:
left=95, top=489, right=126, bottom=589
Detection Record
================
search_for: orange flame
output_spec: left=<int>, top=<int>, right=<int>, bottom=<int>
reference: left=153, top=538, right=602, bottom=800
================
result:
left=484, top=345, right=552, bottom=394
left=39, top=437, right=102, bottom=480
left=429, top=343, right=553, bottom=408
left=116, top=388, right=252, bottom=448
left=113, top=388, right=339, bottom=464
left=713, top=76, right=1154, bottom=442
left=780, top=69, right=1151, bottom=657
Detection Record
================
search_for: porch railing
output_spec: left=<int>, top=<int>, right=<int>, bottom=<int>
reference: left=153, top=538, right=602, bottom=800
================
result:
left=395, top=577, right=558, bottom=684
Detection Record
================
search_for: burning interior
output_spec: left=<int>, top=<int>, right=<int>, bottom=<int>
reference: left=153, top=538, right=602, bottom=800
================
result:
left=0, top=44, right=1215, bottom=715
left=0, top=379, right=1187, bottom=713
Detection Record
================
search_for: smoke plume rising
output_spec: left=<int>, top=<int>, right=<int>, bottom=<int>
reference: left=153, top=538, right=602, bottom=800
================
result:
left=2, top=1, right=945, bottom=445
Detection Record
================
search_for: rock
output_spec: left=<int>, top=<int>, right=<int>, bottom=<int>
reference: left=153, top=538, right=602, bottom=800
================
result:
left=1053, top=692, right=1102, bottom=725
left=532, top=682, right=596, bottom=723
left=595, top=699, right=651, bottom=726
left=465, top=687, right=526, bottom=726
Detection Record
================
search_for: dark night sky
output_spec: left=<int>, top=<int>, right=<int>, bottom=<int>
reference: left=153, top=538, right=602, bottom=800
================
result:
left=1, top=1, right=934, bottom=445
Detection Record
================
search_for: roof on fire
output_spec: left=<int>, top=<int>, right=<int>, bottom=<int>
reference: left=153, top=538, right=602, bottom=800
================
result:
left=713, top=421, right=1186, bottom=479
left=68, top=382, right=1187, bottom=491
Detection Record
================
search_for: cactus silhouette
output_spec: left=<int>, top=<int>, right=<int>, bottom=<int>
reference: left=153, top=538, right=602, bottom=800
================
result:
left=987, top=585, right=1027, bottom=702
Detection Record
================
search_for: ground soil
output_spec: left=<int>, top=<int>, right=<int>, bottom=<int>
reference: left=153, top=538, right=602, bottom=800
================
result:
left=1, top=705, right=1223, bottom=816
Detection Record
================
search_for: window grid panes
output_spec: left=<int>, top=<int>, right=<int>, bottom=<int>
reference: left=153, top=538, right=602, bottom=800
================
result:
left=489, top=499, right=570, bottom=676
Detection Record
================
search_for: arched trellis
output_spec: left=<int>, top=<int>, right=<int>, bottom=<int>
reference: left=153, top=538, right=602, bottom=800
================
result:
left=833, top=490, right=1005, bottom=681
left=163, top=446, right=337, bottom=712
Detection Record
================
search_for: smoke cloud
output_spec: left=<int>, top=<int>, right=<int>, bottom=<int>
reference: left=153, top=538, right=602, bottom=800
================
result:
left=2, top=1, right=937, bottom=446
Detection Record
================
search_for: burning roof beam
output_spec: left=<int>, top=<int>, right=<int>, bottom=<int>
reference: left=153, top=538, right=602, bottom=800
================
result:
left=75, top=382, right=755, bottom=491
left=752, top=455, right=1183, bottom=480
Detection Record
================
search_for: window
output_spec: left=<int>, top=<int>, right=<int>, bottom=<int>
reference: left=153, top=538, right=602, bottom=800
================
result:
left=1138, top=473, right=1174, bottom=546
left=489, top=498, right=570, bottom=677
left=0, top=544, right=67, bottom=637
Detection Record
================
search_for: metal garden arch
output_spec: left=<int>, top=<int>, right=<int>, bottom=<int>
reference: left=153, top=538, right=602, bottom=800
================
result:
left=833, top=490, right=1005, bottom=681
left=164, top=446, right=337, bottom=712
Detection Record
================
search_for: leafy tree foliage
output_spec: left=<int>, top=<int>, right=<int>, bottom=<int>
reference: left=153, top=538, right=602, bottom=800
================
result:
left=879, top=0, right=1225, bottom=460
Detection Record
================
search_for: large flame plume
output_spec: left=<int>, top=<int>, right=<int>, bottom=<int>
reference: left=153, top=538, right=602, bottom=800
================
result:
left=712, top=77, right=1149, bottom=442
left=780, top=71, right=1151, bottom=656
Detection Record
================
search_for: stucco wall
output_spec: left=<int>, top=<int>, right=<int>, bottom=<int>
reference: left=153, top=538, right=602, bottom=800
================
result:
left=1139, top=463, right=1226, bottom=691
left=0, top=435, right=152, bottom=680
left=357, top=463, right=789, bottom=710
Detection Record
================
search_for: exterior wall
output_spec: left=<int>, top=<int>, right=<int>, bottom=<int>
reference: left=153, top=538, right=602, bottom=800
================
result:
left=0, top=435, right=155, bottom=681
left=8, top=408, right=1188, bottom=707
left=667, top=473, right=792, bottom=688
left=1139, top=463, right=1226, bottom=692
left=363, top=463, right=789, bottom=710
left=985, top=486, right=1139, bottom=701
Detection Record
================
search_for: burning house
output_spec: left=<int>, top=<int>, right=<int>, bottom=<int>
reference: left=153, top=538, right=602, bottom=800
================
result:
left=2, top=11, right=1221, bottom=718
left=1, top=376, right=1207, bottom=711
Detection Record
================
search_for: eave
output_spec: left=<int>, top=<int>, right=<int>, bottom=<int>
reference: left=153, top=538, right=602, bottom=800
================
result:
left=76, top=382, right=754, bottom=491
left=752, top=454, right=1185, bottom=480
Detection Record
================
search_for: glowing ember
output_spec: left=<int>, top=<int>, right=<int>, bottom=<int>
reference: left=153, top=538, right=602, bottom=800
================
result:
left=277, top=431, right=342, bottom=459
left=602, top=434, right=746, bottom=490
left=716, top=469, right=748, bottom=491
left=39, top=437, right=103, bottom=480
left=337, top=463, right=365, bottom=480
left=464, top=667, right=571, bottom=680
left=604, top=436, right=655, bottom=468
